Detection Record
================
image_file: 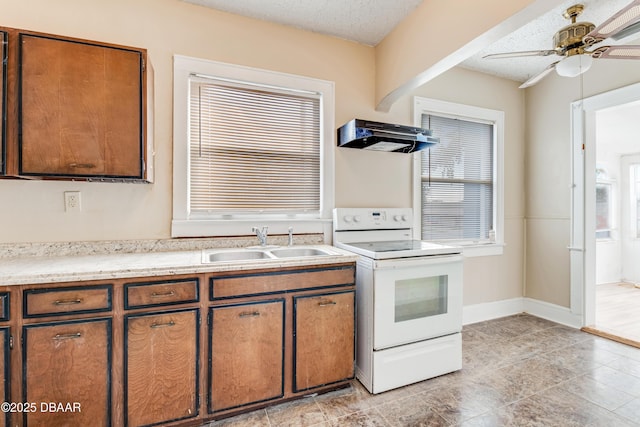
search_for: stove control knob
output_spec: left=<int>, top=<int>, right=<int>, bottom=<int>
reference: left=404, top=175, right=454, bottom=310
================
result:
left=344, top=215, right=353, bottom=223
left=353, top=215, right=361, bottom=223
left=401, top=214, right=408, bottom=221
left=393, top=215, right=402, bottom=222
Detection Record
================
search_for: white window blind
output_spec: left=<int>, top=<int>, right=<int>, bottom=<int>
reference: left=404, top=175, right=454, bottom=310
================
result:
left=420, top=114, right=494, bottom=242
left=189, top=78, right=321, bottom=214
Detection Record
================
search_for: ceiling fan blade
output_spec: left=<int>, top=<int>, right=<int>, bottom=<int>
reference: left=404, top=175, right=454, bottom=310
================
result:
left=589, top=44, right=640, bottom=59
left=611, top=20, right=640, bottom=41
left=483, top=50, right=558, bottom=59
left=584, top=0, right=640, bottom=45
left=519, top=62, right=558, bottom=89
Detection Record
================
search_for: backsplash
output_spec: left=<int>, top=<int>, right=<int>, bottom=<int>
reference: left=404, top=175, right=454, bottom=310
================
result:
left=0, top=234, right=325, bottom=259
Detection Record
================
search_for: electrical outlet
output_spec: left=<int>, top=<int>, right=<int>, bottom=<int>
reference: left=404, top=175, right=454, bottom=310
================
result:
left=64, top=191, right=81, bottom=212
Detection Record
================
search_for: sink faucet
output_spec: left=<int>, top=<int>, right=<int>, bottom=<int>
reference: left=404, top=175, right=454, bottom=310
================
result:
left=252, top=226, right=269, bottom=247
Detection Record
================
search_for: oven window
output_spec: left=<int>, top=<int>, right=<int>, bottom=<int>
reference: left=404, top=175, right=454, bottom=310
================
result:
left=394, top=276, right=448, bottom=322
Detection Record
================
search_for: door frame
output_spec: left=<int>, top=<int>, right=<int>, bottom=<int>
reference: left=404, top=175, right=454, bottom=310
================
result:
left=570, top=82, right=640, bottom=327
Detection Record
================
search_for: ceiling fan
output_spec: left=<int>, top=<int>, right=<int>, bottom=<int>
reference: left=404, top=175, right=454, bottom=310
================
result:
left=484, top=0, right=640, bottom=88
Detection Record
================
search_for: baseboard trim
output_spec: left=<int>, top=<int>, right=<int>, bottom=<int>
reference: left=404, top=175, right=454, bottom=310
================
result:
left=523, top=297, right=582, bottom=328
left=462, top=298, right=524, bottom=325
left=463, top=297, right=583, bottom=329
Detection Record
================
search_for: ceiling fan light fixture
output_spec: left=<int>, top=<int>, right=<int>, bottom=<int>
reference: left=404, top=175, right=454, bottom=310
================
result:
left=555, top=53, right=593, bottom=77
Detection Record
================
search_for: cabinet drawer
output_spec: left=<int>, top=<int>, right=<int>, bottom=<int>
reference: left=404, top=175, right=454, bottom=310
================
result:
left=210, top=266, right=355, bottom=300
left=125, top=279, right=199, bottom=309
left=23, top=285, right=112, bottom=318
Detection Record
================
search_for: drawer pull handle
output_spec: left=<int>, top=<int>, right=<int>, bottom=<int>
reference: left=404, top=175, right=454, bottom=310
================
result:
left=318, top=300, right=336, bottom=306
left=53, top=298, right=83, bottom=306
left=150, top=291, right=176, bottom=298
left=239, top=311, right=260, bottom=318
left=150, top=321, right=175, bottom=329
left=68, top=163, right=96, bottom=169
left=53, top=333, right=82, bottom=340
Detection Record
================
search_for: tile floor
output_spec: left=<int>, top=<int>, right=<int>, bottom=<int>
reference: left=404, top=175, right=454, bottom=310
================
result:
left=206, top=314, right=640, bottom=426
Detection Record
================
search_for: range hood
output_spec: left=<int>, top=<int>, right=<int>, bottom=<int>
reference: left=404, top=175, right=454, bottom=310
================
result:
left=337, top=119, right=438, bottom=153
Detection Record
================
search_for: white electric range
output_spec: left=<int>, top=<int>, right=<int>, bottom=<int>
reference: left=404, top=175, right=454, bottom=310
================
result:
left=333, top=208, right=463, bottom=394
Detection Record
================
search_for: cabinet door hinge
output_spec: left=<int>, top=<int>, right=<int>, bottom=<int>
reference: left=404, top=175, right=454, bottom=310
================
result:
left=141, top=57, right=146, bottom=72
left=9, top=335, right=13, bottom=350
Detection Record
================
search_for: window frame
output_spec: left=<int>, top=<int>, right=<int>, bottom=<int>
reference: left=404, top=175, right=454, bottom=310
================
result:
left=412, top=97, right=504, bottom=257
left=172, top=55, right=335, bottom=238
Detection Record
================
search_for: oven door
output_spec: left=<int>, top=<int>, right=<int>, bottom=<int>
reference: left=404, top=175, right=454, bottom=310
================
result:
left=372, top=254, right=463, bottom=350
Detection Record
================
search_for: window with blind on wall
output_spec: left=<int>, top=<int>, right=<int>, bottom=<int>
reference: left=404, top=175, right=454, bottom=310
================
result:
left=413, top=97, right=504, bottom=253
left=189, top=78, right=321, bottom=214
left=172, top=56, right=335, bottom=238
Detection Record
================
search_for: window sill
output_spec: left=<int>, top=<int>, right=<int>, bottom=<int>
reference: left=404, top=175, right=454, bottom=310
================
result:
left=171, top=218, right=332, bottom=239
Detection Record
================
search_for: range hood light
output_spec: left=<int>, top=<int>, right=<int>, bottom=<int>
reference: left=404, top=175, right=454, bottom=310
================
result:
left=337, top=119, right=439, bottom=154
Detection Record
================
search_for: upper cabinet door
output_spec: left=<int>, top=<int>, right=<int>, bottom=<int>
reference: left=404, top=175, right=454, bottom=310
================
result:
left=18, top=33, right=145, bottom=179
left=0, top=30, right=6, bottom=176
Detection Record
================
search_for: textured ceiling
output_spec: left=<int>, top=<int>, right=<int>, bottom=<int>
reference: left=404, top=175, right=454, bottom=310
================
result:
left=184, top=0, right=639, bottom=84
left=183, top=0, right=424, bottom=46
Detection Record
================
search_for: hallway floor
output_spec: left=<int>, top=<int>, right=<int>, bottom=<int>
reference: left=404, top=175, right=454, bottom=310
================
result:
left=205, top=314, right=640, bottom=426
left=586, top=282, right=640, bottom=347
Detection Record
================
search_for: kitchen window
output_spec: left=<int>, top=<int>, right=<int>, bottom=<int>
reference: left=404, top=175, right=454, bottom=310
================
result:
left=172, top=55, right=335, bottom=237
left=413, top=97, right=504, bottom=257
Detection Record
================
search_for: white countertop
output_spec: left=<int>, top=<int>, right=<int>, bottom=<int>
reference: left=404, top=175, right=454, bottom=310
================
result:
left=0, top=245, right=358, bottom=286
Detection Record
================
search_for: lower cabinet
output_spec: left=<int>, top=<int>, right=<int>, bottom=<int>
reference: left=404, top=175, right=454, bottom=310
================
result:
left=22, top=318, right=112, bottom=427
left=7, top=262, right=355, bottom=426
left=0, top=327, right=9, bottom=427
left=293, top=290, right=355, bottom=392
left=209, top=300, right=284, bottom=413
left=125, top=308, right=199, bottom=427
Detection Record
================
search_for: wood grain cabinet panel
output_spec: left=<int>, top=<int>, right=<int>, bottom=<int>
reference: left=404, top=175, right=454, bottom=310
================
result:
left=18, top=33, right=145, bottom=179
left=24, top=285, right=112, bottom=317
left=0, top=30, right=6, bottom=175
left=211, top=266, right=355, bottom=299
left=125, top=279, right=199, bottom=309
left=22, top=318, right=112, bottom=427
left=0, top=327, right=9, bottom=427
left=125, top=308, right=199, bottom=427
left=209, top=300, right=285, bottom=413
left=293, top=290, right=355, bottom=392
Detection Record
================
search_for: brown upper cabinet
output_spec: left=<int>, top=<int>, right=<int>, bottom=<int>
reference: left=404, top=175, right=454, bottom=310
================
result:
left=1, top=26, right=153, bottom=182
left=1, top=30, right=6, bottom=176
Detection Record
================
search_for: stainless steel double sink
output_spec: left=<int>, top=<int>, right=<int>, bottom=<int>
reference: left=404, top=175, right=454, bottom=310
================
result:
left=202, top=246, right=334, bottom=263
